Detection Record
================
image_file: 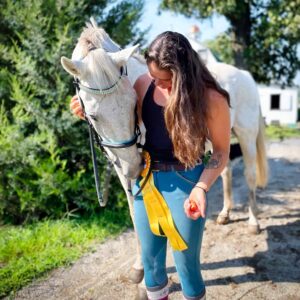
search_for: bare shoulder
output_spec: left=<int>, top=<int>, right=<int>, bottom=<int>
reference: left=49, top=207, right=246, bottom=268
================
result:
left=205, top=89, right=231, bottom=150
left=207, top=89, right=228, bottom=105
left=134, top=73, right=152, bottom=103
left=134, top=73, right=152, bottom=86
left=206, top=89, right=229, bottom=119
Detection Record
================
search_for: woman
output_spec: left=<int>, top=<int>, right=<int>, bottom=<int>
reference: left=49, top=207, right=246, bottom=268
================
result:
left=71, top=31, right=230, bottom=300
left=132, top=32, right=230, bottom=300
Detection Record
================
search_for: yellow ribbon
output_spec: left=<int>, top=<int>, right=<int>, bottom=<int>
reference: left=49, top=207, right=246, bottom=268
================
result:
left=140, top=152, right=188, bottom=251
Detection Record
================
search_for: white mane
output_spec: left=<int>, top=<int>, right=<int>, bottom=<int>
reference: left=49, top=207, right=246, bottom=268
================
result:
left=73, top=22, right=146, bottom=66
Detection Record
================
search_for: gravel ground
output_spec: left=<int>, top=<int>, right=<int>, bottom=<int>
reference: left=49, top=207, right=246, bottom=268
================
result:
left=9, top=138, right=300, bottom=300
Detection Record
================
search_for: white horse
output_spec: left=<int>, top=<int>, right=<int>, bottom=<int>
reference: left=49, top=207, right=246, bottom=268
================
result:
left=205, top=62, right=268, bottom=233
left=61, top=23, right=147, bottom=283
left=61, top=20, right=268, bottom=289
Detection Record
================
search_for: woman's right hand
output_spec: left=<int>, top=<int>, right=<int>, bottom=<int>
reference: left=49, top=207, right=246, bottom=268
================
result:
left=184, top=187, right=206, bottom=220
left=70, top=95, right=85, bottom=120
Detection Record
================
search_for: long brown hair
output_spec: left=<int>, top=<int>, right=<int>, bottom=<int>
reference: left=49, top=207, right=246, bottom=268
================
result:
left=145, top=31, right=230, bottom=168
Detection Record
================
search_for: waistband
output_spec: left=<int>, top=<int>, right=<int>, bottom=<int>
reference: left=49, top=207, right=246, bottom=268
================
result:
left=151, top=161, right=203, bottom=172
left=151, top=161, right=187, bottom=172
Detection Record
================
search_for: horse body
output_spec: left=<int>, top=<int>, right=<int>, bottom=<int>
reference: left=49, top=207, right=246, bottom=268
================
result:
left=61, top=22, right=147, bottom=281
left=206, top=61, right=268, bottom=232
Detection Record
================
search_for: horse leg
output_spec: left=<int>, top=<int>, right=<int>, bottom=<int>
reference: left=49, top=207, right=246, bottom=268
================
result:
left=126, top=192, right=144, bottom=283
left=217, top=162, right=233, bottom=224
left=114, top=168, right=144, bottom=283
left=235, top=130, right=261, bottom=234
left=136, top=279, right=148, bottom=300
left=245, top=163, right=260, bottom=234
left=124, top=184, right=148, bottom=298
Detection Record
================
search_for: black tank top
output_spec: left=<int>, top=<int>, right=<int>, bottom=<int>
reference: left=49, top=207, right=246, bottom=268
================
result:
left=142, top=81, right=178, bottom=162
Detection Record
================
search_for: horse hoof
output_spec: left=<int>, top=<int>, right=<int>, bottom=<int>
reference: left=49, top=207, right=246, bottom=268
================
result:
left=135, top=286, right=147, bottom=300
left=248, top=224, right=260, bottom=234
left=216, top=215, right=229, bottom=225
left=128, top=267, right=144, bottom=284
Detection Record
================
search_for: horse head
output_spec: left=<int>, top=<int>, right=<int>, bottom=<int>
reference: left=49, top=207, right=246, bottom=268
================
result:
left=61, top=45, right=142, bottom=179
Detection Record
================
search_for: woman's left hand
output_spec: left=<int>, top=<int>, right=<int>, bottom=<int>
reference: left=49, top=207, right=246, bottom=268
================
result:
left=184, top=187, right=206, bottom=220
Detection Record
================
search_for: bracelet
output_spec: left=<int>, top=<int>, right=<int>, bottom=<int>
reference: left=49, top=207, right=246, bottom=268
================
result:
left=194, top=185, right=207, bottom=193
left=195, top=182, right=209, bottom=192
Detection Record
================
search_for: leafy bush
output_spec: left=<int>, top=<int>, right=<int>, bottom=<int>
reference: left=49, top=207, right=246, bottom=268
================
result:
left=0, top=0, right=146, bottom=224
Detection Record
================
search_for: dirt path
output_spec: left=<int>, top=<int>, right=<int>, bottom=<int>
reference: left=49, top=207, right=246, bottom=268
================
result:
left=11, top=139, right=300, bottom=300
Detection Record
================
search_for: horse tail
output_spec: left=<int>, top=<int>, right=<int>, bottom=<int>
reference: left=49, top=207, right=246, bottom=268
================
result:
left=256, top=111, right=268, bottom=187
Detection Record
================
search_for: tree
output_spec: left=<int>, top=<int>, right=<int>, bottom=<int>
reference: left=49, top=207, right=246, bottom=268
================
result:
left=0, top=0, right=146, bottom=224
left=160, top=0, right=300, bottom=86
left=204, top=33, right=235, bottom=66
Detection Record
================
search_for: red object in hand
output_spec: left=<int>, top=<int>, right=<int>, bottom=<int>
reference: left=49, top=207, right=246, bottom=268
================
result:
left=189, top=200, right=198, bottom=212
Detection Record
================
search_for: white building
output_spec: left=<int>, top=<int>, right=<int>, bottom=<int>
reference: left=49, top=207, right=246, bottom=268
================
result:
left=187, top=25, right=299, bottom=126
left=258, top=85, right=298, bottom=126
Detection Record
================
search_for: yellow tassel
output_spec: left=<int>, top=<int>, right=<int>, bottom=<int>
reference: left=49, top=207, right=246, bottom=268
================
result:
left=140, top=152, right=188, bottom=251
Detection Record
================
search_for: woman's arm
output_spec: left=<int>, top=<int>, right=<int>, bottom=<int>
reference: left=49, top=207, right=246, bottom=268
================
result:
left=133, top=73, right=152, bottom=125
left=184, top=90, right=230, bottom=220
left=197, top=89, right=231, bottom=191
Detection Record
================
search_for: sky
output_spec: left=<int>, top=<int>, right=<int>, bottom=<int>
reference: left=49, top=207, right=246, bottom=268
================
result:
left=136, top=0, right=299, bottom=86
left=139, top=0, right=230, bottom=44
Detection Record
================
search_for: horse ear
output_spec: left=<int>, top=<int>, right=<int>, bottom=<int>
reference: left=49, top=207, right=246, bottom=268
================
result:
left=108, top=44, right=140, bottom=67
left=61, top=57, right=83, bottom=77
left=89, top=16, right=98, bottom=28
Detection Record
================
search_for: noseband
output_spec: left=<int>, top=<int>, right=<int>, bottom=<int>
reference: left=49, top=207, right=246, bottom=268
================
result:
left=73, top=53, right=141, bottom=207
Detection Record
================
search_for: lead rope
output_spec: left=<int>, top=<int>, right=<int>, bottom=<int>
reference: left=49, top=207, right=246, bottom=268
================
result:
left=129, top=102, right=150, bottom=198
left=130, top=163, right=152, bottom=198
left=88, top=120, right=106, bottom=207
left=74, top=78, right=106, bottom=207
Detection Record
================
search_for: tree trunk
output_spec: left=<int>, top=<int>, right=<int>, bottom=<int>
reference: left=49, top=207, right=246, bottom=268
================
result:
left=228, top=2, right=251, bottom=70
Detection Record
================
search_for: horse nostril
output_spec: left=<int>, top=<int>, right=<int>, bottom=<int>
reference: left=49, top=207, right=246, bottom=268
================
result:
left=113, top=158, right=121, bottom=169
left=88, top=114, right=98, bottom=121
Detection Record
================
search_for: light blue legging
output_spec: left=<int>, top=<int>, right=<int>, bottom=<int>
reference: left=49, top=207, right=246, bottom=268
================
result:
left=133, top=164, right=206, bottom=299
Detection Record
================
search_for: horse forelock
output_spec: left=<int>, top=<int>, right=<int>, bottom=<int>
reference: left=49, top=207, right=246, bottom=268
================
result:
left=86, top=49, right=121, bottom=88
left=77, top=23, right=120, bottom=58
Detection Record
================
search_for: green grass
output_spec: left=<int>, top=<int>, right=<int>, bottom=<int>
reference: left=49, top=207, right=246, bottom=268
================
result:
left=0, top=210, right=132, bottom=298
left=265, top=124, right=300, bottom=140
left=230, top=125, right=300, bottom=144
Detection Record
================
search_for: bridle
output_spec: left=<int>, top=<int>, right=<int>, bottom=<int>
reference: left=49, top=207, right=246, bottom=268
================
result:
left=73, top=67, right=140, bottom=149
left=73, top=51, right=141, bottom=207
